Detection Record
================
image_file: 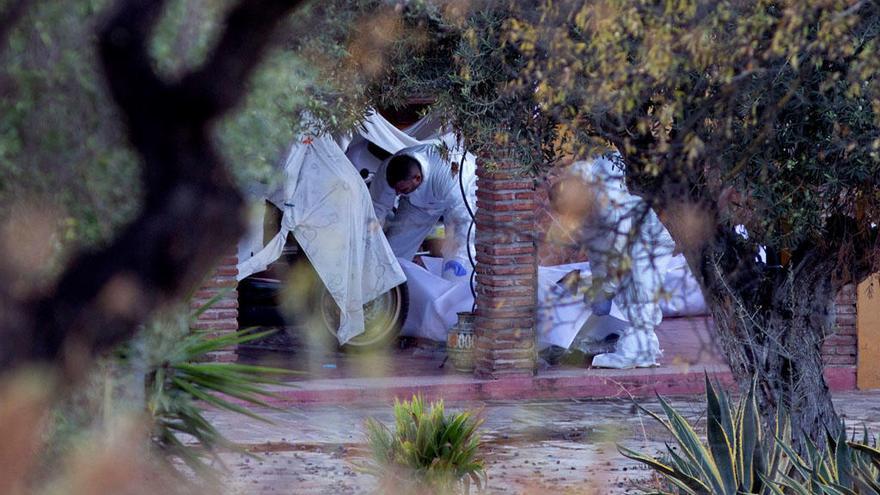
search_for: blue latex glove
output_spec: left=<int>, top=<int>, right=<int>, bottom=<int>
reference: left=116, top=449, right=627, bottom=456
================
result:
left=590, top=293, right=613, bottom=316
left=442, top=260, right=468, bottom=278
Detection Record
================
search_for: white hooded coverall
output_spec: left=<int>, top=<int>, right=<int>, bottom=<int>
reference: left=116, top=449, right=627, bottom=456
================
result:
left=571, top=155, right=673, bottom=368
left=370, top=143, right=477, bottom=281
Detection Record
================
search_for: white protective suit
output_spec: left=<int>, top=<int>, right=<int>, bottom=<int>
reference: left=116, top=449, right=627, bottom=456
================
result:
left=369, top=143, right=477, bottom=281
left=570, top=155, right=675, bottom=368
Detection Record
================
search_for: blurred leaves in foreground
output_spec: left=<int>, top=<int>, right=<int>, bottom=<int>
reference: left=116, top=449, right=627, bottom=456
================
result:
left=0, top=369, right=190, bottom=495
left=142, top=296, right=297, bottom=478
left=6, top=295, right=297, bottom=493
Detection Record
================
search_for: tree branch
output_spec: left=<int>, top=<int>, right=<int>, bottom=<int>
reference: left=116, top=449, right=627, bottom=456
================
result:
left=0, top=0, right=306, bottom=373
left=0, top=0, right=29, bottom=49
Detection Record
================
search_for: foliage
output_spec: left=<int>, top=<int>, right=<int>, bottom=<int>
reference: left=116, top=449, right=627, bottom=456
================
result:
left=370, top=0, right=561, bottom=167
left=623, top=376, right=880, bottom=494
left=0, top=0, right=140, bottom=250
left=772, top=428, right=880, bottom=494
left=364, top=395, right=487, bottom=494
left=504, top=0, right=880, bottom=443
left=506, top=0, right=880, bottom=272
left=141, top=297, right=296, bottom=477
left=0, top=0, right=368, bottom=255
left=621, top=377, right=792, bottom=495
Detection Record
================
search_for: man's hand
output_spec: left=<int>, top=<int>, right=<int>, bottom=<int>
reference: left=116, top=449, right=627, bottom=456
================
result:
left=586, top=280, right=615, bottom=316
left=442, top=260, right=468, bottom=280
left=590, top=295, right=613, bottom=316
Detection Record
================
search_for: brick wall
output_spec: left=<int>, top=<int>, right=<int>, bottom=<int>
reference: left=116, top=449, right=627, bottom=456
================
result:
left=473, top=157, right=538, bottom=377
left=823, top=284, right=858, bottom=367
left=191, top=254, right=239, bottom=362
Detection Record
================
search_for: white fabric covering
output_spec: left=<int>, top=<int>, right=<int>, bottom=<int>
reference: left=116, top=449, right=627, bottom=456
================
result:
left=236, top=109, right=474, bottom=344
left=236, top=130, right=406, bottom=345
left=659, top=255, right=708, bottom=317
left=399, top=257, right=474, bottom=342
left=399, top=255, right=706, bottom=348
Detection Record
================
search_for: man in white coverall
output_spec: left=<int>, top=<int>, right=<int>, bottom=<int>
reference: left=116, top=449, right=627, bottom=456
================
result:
left=567, top=154, right=673, bottom=368
left=370, top=143, right=477, bottom=282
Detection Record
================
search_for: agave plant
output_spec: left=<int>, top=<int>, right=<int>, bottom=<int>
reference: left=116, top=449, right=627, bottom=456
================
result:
left=143, top=293, right=297, bottom=477
left=771, top=426, right=880, bottom=495
left=363, top=395, right=487, bottom=494
left=620, top=376, right=792, bottom=494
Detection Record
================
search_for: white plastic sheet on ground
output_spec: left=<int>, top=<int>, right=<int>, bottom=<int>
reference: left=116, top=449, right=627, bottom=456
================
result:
left=236, top=130, right=406, bottom=344
left=535, top=255, right=707, bottom=351
left=400, top=255, right=706, bottom=349
left=399, top=257, right=473, bottom=342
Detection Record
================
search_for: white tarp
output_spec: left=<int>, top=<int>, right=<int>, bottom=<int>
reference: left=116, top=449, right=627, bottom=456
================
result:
left=236, top=109, right=473, bottom=344
left=236, top=130, right=406, bottom=344
left=536, top=255, right=707, bottom=350
left=399, top=257, right=474, bottom=342
left=400, top=255, right=706, bottom=348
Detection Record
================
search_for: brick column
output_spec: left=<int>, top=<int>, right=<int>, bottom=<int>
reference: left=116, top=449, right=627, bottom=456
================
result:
left=473, top=157, right=538, bottom=377
left=822, top=284, right=858, bottom=367
left=191, top=254, right=239, bottom=362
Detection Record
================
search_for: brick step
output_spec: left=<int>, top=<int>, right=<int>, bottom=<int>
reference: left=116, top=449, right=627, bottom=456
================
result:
left=218, top=365, right=856, bottom=407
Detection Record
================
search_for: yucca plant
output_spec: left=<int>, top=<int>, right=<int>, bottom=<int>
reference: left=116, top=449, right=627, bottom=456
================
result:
left=363, top=395, right=487, bottom=494
left=620, top=376, right=792, bottom=494
left=771, top=426, right=880, bottom=494
left=143, top=294, right=297, bottom=477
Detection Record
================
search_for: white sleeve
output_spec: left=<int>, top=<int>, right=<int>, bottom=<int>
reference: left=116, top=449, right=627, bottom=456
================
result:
left=440, top=162, right=477, bottom=264
left=369, top=159, right=396, bottom=226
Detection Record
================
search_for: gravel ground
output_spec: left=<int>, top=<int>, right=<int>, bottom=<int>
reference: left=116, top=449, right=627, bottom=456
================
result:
left=204, top=391, right=880, bottom=494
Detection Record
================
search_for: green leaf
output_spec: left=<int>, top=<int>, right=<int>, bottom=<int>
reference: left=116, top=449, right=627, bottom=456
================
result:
left=705, top=376, right=737, bottom=493
left=657, top=395, right=725, bottom=494
left=618, top=444, right=707, bottom=494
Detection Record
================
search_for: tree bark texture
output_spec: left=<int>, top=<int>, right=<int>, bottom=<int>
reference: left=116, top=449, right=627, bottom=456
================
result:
left=0, top=0, right=304, bottom=375
left=687, top=227, right=842, bottom=449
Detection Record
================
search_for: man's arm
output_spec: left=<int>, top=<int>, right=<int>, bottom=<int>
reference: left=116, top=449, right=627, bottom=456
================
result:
left=439, top=166, right=476, bottom=279
left=369, top=159, right=397, bottom=226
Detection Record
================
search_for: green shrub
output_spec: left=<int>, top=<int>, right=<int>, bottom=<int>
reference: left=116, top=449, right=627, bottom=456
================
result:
left=364, top=395, right=487, bottom=494
left=773, top=427, right=880, bottom=494
left=620, top=376, right=792, bottom=494
left=622, top=376, right=880, bottom=494
left=143, top=294, right=297, bottom=477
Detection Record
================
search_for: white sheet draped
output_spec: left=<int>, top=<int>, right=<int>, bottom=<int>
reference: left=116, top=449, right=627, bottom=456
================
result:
left=237, top=131, right=406, bottom=344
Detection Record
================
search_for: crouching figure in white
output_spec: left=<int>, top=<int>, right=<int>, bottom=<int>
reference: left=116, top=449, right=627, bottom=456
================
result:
left=562, top=155, right=673, bottom=368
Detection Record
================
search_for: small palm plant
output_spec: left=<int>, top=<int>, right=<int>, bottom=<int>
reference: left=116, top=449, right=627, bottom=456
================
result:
left=143, top=294, right=297, bottom=477
left=620, top=376, right=792, bottom=494
left=363, top=395, right=487, bottom=494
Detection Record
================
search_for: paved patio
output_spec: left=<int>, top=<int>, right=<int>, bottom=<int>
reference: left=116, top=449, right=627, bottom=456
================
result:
left=209, top=391, right=880, bottom=494
left=234, top=317, right=855, bottom=405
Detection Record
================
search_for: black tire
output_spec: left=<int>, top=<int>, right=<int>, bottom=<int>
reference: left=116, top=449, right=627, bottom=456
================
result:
left=280, top=259, right=409, bottom=350
left=317, top=282, right=409, bottom=349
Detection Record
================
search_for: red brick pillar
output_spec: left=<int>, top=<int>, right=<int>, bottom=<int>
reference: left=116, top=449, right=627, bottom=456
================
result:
left=822, top=284, right=857, bottom=367
left=191, top=254, right=239, bottom=362
left=473, top=156, right=538, bottom=377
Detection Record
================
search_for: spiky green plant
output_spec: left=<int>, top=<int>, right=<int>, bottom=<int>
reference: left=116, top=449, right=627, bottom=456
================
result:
left=363, top=395, right=486, bottom=494
left=144, top=294, right=297, bottom=477
left=620, top=376, right=792, bottom=494
left=771, top=427, right=880, bottom=495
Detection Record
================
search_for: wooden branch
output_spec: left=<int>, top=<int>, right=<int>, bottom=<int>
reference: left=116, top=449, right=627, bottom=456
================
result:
left=0, top=0, right=305, bottom=373
left=0, top=0, right=29, bottom=48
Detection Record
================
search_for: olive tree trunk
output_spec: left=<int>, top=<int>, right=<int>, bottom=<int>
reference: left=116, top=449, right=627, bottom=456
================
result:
left=687, top=229, right=842, bottom=449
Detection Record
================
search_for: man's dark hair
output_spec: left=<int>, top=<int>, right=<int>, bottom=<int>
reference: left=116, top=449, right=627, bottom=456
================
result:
left=386, top=154, right=422, bottom=187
